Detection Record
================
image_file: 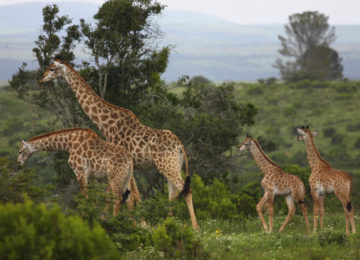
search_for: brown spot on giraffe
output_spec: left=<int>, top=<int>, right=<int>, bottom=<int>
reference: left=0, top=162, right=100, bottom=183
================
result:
left=238, top=136, right=310, bottom=233
left=39, top=58, right=199, bottom=229
left=297, top=126, right=356, bottom=234
left=17, top=128, right=136, bottom=215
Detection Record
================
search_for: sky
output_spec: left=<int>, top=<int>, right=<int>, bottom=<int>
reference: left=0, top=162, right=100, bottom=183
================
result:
left=0, top=0, right=359, bottom=24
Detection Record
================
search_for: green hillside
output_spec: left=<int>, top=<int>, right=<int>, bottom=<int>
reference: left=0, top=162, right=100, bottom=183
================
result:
left=233, top=80, right=360, bottom=192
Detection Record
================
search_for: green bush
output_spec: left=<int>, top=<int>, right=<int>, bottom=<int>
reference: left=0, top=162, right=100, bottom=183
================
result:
left=152, top=217, right=208, bottom=259
left=0, top=198, right=119, bottom=260
left=0, top=157, right=48, bottom=203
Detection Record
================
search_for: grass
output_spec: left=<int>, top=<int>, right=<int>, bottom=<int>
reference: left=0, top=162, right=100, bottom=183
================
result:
left=126, top=214, right=360, bottom=259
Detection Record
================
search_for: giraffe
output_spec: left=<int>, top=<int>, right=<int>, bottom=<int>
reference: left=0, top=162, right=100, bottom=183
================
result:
left=17, top=128, right=135, bottom=215
left=238, top=136, right=310, bottom=233
left=39, top=58, right=199, bottom=229
left=297, top=126, right=356, bottom=234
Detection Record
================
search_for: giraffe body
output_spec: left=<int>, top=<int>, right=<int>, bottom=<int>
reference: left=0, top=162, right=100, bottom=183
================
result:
left=39, top=59, right=198, bottom=229
left=297, top=126, right=355, bottom=234
left=18, top=128, right=135, bottom=214
left=238, top=136, right=310, bottom=233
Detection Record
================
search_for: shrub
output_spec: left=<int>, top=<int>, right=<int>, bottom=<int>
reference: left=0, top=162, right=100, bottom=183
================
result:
left=0, top=157, right=48, bottom=203
left=354, top=137, right=360, bottom=149
left=151, top=217, right=208, bottom=259
left=323, top=127, right=336, bottom=138
left=0, top=198, right=119, bottom=260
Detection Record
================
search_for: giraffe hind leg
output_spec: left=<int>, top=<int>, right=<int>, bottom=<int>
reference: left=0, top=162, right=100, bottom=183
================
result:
left=279, top=195, right=296, bottom=233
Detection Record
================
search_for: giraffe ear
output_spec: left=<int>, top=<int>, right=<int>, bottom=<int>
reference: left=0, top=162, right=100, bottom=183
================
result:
left=54, top=60, right=65, bottom=70
left=312, top=131, right=318, bottom=136
left=297, top=128, right=305, bottom=135
left=22, top=140, right=29, bottom=148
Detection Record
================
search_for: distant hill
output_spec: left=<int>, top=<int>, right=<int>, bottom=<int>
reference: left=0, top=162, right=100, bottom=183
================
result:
left=1, top=2, right=360, bottom=82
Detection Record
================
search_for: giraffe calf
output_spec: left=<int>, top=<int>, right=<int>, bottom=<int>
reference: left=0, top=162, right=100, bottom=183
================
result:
left=238, top=136, right=310, bottom=233
left=18, top=128, right=134, bottom=215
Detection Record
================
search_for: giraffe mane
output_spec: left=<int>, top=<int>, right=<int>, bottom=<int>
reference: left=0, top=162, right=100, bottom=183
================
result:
left=252, top=139, right=282, bottom=170
left=307, top=133, right=330, bottom=167
left=28, top=128, right=96, bottom=142
left=62, top=62, right=139, bottom=122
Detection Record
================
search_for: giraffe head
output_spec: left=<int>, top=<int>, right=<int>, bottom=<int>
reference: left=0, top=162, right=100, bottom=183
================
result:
left=237, top=134, right=254, bottom=151
left=297, top=126, right=318, bottom=141
left=17, top=140, right=36, bottom=166
left=39, top=57, right=66, bottom=84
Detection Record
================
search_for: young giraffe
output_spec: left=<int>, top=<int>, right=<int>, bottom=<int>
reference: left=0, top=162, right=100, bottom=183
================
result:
left=39, top=58, right=199, bottom=229
left=17, top=128, right=135, bottom=215
left=238, top=136, right=310, bottom=233
left=297, top=126, right=356, bottom=234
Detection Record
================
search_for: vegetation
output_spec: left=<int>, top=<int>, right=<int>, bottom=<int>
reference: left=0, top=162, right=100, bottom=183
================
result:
left=1, top=1, right=360, bottom=259
left=275, top=11, right=343, bottom=82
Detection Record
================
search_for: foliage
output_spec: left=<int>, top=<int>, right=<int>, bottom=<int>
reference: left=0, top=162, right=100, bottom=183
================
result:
left=275, top=11, right=343, bottom=82
left=80, top=0, right=169, bottom=106
left=151, top=217, right=208, bottom=259
left=9, top=4, right=84, bottom=128
left=0, top=198, right=120, bottom=260
left=0, top=157, right=48, bottom=204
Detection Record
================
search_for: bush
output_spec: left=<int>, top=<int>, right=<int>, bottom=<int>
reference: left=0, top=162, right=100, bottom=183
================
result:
left=0, top=198, right=120, bottom=260
left=354, top=137, right=360, bottom=149
left=323, top=127, right=336, bottom=138
left=152, top=218, right=208, bottom=259
left=0, top=157, right=48, bottom=203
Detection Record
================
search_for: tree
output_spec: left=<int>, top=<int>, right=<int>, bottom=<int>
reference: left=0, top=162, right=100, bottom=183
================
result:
left=9, top=4, right=83, bottom=128
left=275, top=11, right=343, bottom=82
left=80, top=0, right=169, bottom=108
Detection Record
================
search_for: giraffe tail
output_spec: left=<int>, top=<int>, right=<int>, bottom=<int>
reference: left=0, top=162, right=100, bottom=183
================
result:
left=179, top=141, right=191, bottom=197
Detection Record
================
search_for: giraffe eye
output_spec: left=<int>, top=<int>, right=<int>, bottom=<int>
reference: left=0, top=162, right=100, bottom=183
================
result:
left=19, top=150, right=23, bottom=154
left=50, top=68, right=56, bottom=72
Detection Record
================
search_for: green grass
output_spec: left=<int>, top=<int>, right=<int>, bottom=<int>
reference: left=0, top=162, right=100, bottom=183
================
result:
left=127, top=214, right=360, bottom=259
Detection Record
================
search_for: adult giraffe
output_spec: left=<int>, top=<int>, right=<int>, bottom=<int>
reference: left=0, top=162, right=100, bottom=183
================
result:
left=297, top=126, right=356, bottom=234
left=39, top=58, right=199, bottom=229
left=18, top=128, right=134, bottom=214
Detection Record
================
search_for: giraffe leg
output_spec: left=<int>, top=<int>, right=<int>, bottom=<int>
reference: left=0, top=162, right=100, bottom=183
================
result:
left=256, top=193, right=270, bottom=233
left=298, top=202, right=310, bottom=233
left=267, top=196, right=275, bottom=233
left=311, top=190, right=320, bottom=232
left=279, top=196, right=296, bottom=233
left=152, top=151, right=199, bottom=230
left=318, top=195, right=325, bottom=230
left=335, top=189, right=355, bottom=234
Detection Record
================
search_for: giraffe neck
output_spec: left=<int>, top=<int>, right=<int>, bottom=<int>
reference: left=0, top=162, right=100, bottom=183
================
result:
left=62, top=64, right=140, bottom=138
left=304, top=135, right=329, bottom=169
left=249, top=140, right=281, bottom=174
left=28, top=130, right=73, bottom=152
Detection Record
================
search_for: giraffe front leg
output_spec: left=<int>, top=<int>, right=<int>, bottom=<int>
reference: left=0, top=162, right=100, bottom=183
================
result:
left=267, top=196, right=275, bottom=233
left=256, top=194, right=270, bottom=233
left=318, top=195, right=325, bottom=230
left=311, top=190, right=320, bottom=232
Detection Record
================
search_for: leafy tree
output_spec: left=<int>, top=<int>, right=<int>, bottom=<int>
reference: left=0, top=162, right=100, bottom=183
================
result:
left=275, top=11, right=343, bottom=82
left=80, top=0, right=169, bottom=108
left=9, top=4, right=83, bottom=128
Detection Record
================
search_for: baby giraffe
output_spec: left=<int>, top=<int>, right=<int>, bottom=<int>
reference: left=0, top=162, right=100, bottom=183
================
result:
left=297, top=126, right=356, bottom=234
left=238, top=135, right=309, bottom=233
left=18, top=128, right=134, bottom=214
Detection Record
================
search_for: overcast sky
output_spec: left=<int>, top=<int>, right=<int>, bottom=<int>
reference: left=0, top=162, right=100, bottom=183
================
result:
left=1, top=0, right=360, bottom=24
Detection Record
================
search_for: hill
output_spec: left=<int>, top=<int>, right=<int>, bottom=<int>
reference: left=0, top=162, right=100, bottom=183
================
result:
left=1, top=2, right=360, bottom=81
